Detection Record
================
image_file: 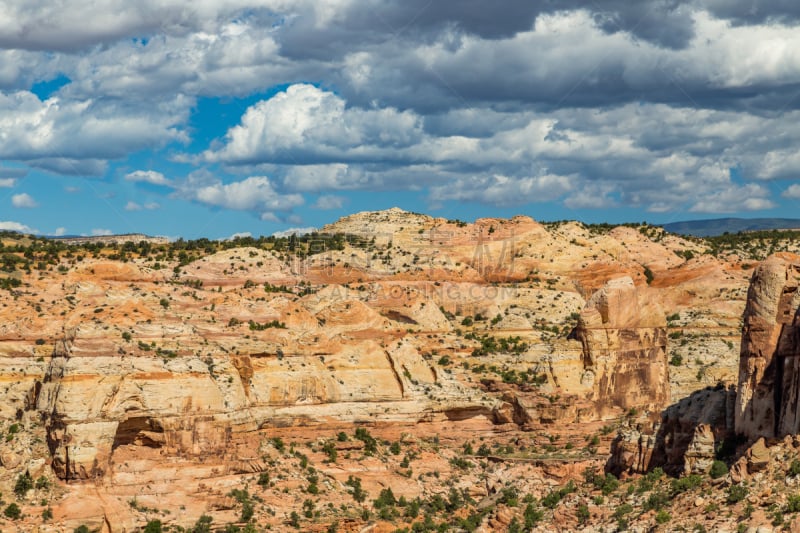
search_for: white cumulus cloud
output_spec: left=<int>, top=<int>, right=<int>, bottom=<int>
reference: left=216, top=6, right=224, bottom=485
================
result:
left=0, top=220, right=37, bottom=233
left=272, top=226, right=317, bottom=238
left=782, top=184, right=800, bottom=200
left=11, top=193, right=37, bottom=208
left=124, top=170, right=172, bottom=186
left=125, top=201, right=161, bottom=211
left=313, top=195, right=344, bottom=209
left=690, top=183, right=775, bottom=213
left=202, top=84, right=423, bottom=164
left=175, top=173, right=303, bottom=218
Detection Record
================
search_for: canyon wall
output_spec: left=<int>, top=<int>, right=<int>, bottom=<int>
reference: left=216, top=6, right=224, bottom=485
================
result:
left=735, top=253, right=800, bottom=440
left=574, top=277, right=669, bottom=418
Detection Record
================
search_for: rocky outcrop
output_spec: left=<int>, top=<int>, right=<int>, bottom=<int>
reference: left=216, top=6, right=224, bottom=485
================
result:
left=574, top=277, right=669, bottom=417
left=0, top=209, right=766, bottom=530
left=607, top=424, right=660, bottom=476
left=36, top=338, right=476, bottom=480
left=735, top=254, right=800, bottom=440
left=607, top=385, right=736, bottom=476
left=657, top=385, right=736, bottom=475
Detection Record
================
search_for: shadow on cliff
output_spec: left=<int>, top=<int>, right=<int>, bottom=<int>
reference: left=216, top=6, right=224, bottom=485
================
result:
left=607, top=383, right=742, bottom=477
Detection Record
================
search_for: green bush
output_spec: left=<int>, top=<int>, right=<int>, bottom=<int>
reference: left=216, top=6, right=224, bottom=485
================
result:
left=191, top=515, right=212, bottom=533
left=670, top=474, right=703, bottom=496
left=614, top=503, right=633, bottom=519
left=322, top=440, right=338, bottom=462
left=345, top=475, right=366, bottom=502
left=541, top=481, right=576, bottom=509
left=373, top=487, right=397, bottom=509
left=726, top=484, right=748, bottom=504
left=354, top=427, right=377, bottom=455
left=655, top=510, right=671, bottom=524
left=4, top=503, right=21, bottom=519
left=787, top=494, right=800, bottom=513
left=14, top=472, right=32, bottom=497
left=576, top=504, right=590, bottom=525
left=643, top=490, right=669, bottom=511
left=144, top=520, right=163, bottom=533
left=591, top=473, right=619, bottom=495
left=709, top=460, right=728, bottom=479
left=643, top=265, right=654, bottom=284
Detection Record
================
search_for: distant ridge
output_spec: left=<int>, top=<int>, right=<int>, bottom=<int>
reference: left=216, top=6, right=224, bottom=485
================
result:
left=53, top=233, right=171, bottom=245
left=663, top=218, right=800, bottom=237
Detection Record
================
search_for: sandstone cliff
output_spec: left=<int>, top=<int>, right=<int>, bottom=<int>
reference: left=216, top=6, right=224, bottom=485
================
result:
left=574, top=277, right=669, bottom=418
left=735, top=253, right=800, bottom=440
left=0, top=210, right=768, bottom=531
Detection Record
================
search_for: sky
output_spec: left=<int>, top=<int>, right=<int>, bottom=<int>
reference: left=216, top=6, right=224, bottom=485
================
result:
left=2, top=1, right=800, bottom=239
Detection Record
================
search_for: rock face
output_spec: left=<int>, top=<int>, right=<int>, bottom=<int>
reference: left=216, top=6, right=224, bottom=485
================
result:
left=658, top=385, right=736, bottom=475
left=607, top=385, right=736, bottom=476
left=735, top=254, right=800, bottom=440
left=574, top=277, right=669, bottom=417
left=607, top=424, right=660, bottom=476
left=37, top=338, right=468, bottom=480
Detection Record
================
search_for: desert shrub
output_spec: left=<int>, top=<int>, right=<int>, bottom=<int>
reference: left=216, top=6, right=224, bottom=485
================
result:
left=524, top=503, right=543, bottom=528
left=576, top=504, right=590, bottom=525
left=373, top=488, right=397, bottom=509
left=786, top=494, right=800, bottom=513
left=541, top=481, right=576, bottom=509
left=709, top=460, right=728, bottom=479
left=345, top=475, right=367, bottom=502
left=14, top=472, right=32, bottom=497
left=671, top=474, right=703, bottom=496
left=726, top=484, right=748, bottom=504
left=789, top=459, right=800, bottom=477
left=191, top=515, right=213, bottom=533
left=643, top=490, right=669, bottom=511
left=322, top=440, right=337, bottom=462
left=144, top=520, right=163, bottom=533
left=4, top=503, right=21, bottom=519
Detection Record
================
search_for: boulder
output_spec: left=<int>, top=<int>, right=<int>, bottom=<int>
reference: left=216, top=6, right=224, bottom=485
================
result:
left=746, top=438, right=770, bottom=473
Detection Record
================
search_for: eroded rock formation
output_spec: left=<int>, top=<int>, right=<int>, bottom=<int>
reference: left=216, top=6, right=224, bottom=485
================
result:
left=574, top=276, right=669, bottom=418
left=0, top=209, right=765, bottom=530
left=735, top=253, right=800, bottom=440
left=37, top=336, right=472, bottom=480
left=607, top=385, right=736, bottom=476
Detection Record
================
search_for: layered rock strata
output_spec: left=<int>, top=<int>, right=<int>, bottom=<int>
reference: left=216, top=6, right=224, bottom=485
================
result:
left=574, top=277, right=669, bottom=418
left=37, top=338, right=477, bottom=480
left=735, top=253, right=800, bottom=440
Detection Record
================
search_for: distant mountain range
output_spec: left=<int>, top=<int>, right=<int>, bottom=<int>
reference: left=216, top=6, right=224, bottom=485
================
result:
left=662, top=218, right=800, bottom=237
